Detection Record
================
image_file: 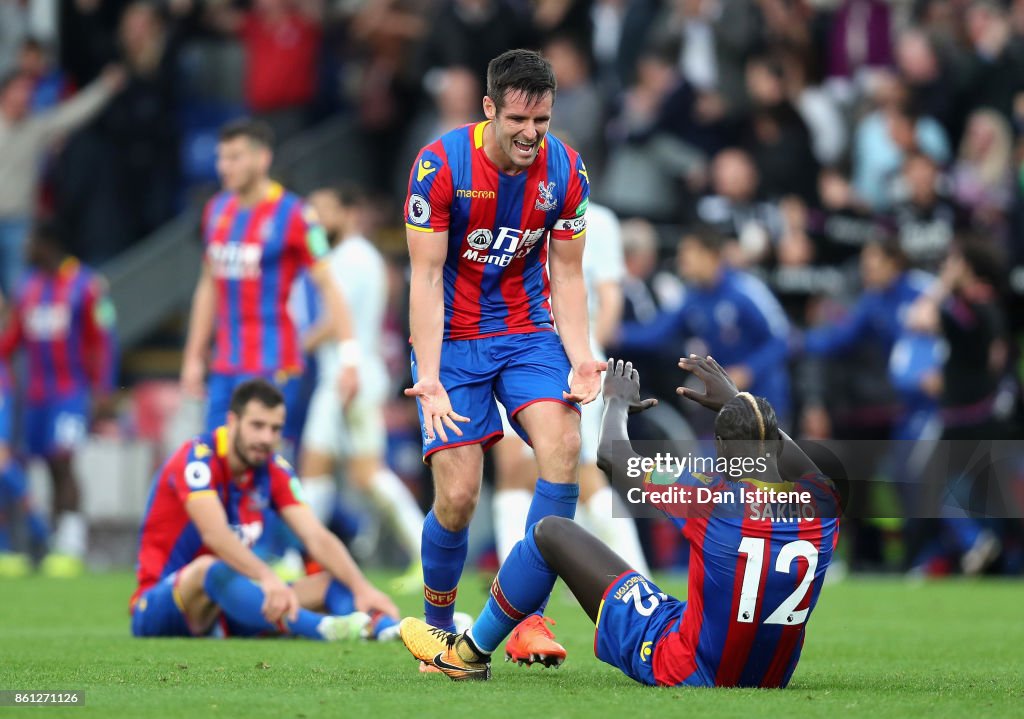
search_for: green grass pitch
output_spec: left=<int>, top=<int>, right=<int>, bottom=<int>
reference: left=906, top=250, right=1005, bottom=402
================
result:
left=1, top=572, right=1022, bottom=718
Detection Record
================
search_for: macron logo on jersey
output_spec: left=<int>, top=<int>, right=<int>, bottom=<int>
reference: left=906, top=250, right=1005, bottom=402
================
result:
left=455, top=189, right=496, bottom=199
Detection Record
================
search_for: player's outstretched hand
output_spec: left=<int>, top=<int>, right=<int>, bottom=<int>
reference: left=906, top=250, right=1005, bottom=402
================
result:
left=677, top=354, right=739, bottom=412
left=403, top=378, right=470, bottom=443
left=603, top=358, right=658, bottom=415
left=564, top=359, right=608, bottom=405
left=260, top=573, right=300, bottom=624
left=354, top=583, right=400, bottom=620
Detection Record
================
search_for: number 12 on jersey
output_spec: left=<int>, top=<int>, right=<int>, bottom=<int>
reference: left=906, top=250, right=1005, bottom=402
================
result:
left=736, top=538, right=818, bottom=626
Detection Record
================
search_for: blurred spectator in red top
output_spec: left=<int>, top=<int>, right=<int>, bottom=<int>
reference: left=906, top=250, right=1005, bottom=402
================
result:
left=207, top=0, right=323, bottom=142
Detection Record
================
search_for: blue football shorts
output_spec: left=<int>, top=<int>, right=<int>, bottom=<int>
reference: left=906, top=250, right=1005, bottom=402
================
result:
left=410, top=331, right=579, bottom=462
left=594, top=570, right=685, bottom=686
left=24, top=392, right=89, bottom=458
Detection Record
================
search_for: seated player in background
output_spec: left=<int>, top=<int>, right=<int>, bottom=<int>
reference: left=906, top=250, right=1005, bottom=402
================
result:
left=299, top=186, right=425, bottom=589
left=131, top=379, right=399, bottom=640
left=400, top=357, right=839, bottom=686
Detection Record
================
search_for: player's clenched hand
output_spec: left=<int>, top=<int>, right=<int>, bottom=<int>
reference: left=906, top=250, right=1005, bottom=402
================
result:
left=563, top=359, right=608, bottom=405
left=603, top=358, right=658, bottom=415
left=677, top=355, right=739, bottom=412
left=353, top=584, right=400, bottom=620
left=403, top=378, right=470, bottom=443
left=259, top=574, right=300, bottom=625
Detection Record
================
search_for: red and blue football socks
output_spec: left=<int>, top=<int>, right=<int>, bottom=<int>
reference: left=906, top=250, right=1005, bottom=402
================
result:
left=471, top=525, right=556, bottom=653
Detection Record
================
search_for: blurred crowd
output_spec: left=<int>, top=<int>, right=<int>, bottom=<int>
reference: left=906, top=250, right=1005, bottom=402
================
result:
left=1, top=0, right=1023, bottom=575
left=1, top=0, right=1023, bottom=257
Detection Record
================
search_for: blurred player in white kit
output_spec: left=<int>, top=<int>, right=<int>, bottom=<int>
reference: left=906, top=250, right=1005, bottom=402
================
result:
left=492, top=202, right=649, bottom=575
left=300, top=185, right=425, bottom=582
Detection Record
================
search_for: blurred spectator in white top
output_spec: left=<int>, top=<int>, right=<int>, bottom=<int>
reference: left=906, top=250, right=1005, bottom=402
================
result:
left=0, top=64, right=123, bottom=294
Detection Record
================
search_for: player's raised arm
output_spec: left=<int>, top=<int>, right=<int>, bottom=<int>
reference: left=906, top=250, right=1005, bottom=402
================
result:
left=678, top=355, right=820, bottom=480
left=184, top=492, right=299, bottom=623
left=596, top=358, right=658, bottom=479
left=181, top=263, right=215, bottom=398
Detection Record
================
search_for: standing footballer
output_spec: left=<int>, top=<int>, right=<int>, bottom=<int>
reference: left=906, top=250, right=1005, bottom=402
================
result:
left=403, top=49, right=603, bottom=668
left=181, top=119, right=359, bottom=458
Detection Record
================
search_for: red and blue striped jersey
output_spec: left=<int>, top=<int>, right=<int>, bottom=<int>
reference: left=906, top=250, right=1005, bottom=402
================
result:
left=131, top=426, right=303, bottom=608
left=202, top=182, right=329, bottom=375
left=405, top=121, right=590, bottom=340
left=0, top=258, right=117, bottom=403
left=648, top=471, right=840, bottom=688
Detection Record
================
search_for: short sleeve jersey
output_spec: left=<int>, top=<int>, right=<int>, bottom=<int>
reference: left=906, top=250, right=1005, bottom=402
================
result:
left=405, top=121, right=590, bottom=340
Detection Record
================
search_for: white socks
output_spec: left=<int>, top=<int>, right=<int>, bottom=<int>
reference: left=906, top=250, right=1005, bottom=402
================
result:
left=582, top=487, right=651, bottom=576
left=492, top=489, right=532, bottom=564
left=53, top=511, right=87, bottom=558
left=301, top=475, right=337, bottom=525
left=368, top=468, right=424, bottom=559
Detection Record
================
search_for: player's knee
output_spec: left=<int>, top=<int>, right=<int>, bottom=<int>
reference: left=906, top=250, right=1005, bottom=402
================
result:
left=434, top=483, right=480, bottom=529
left=533, top=515, right=574, bottom=554
left=184, top=555, right=219, bottom=585
left=541, top=426, right=581, bottom=470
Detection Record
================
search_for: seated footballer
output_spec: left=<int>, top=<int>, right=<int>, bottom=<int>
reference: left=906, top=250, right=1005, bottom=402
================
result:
left=399, top=356, right=840, bottom=687
left=131, top=379, right=399, bottom=640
